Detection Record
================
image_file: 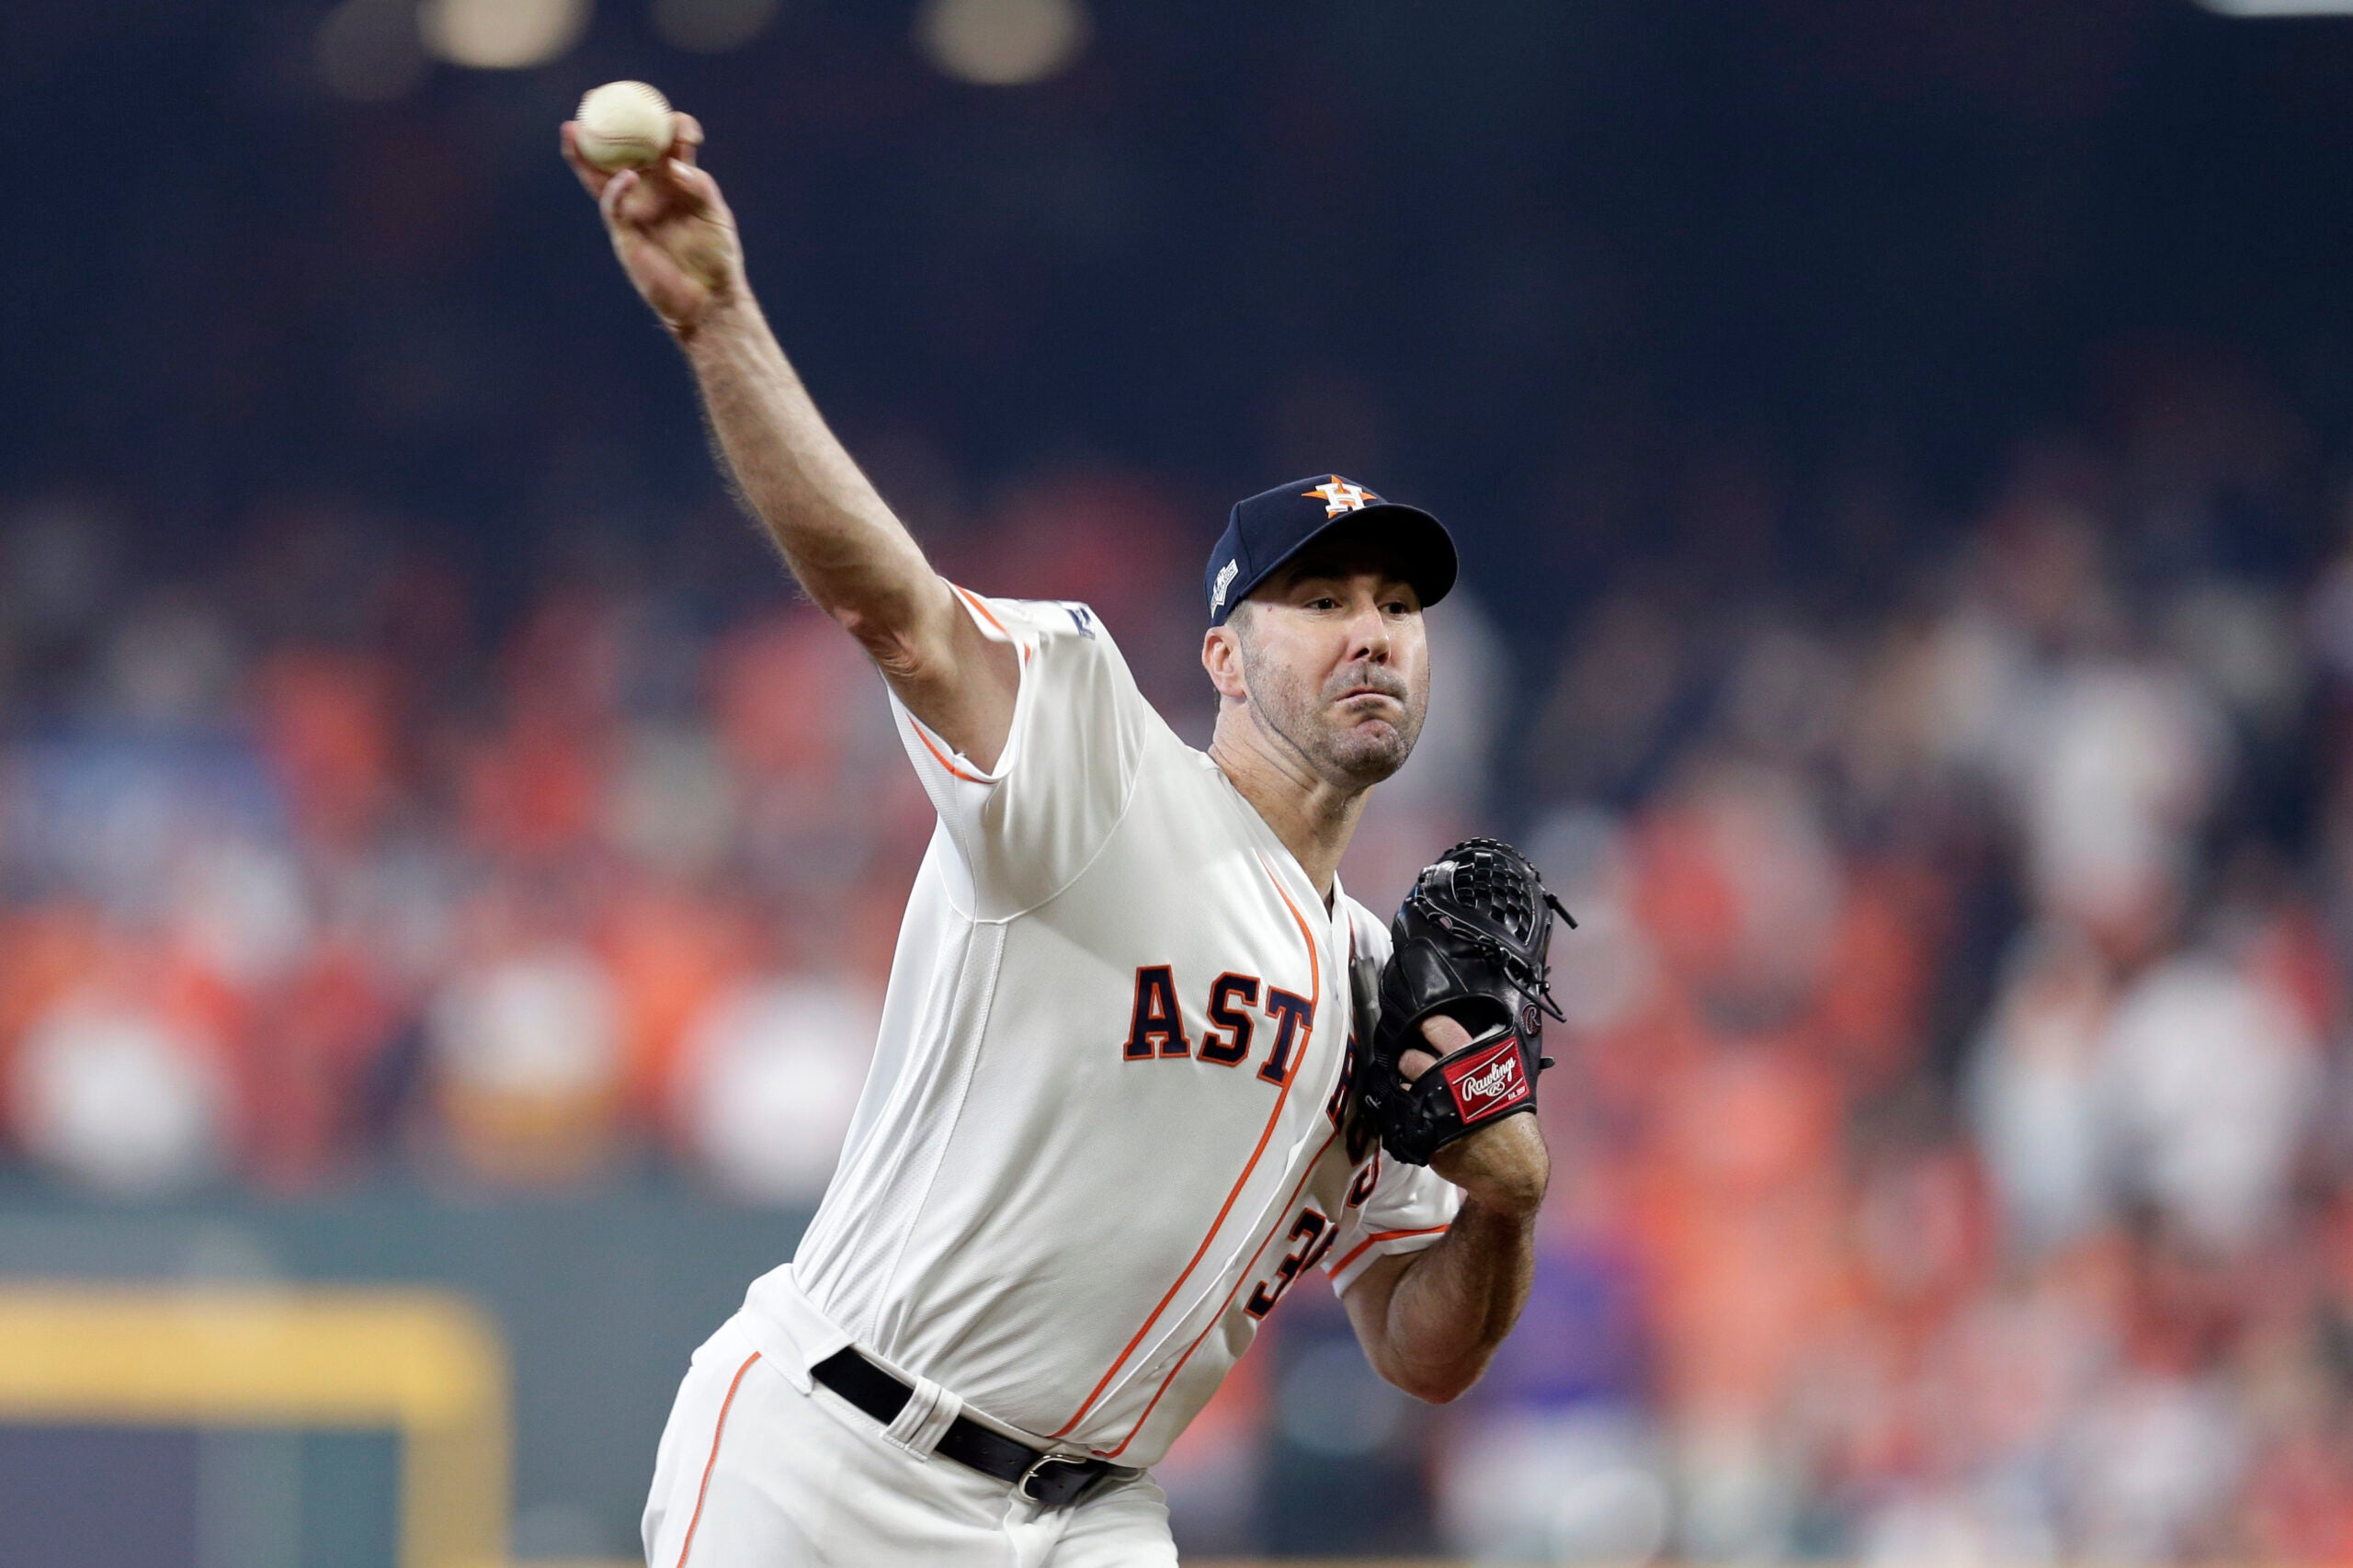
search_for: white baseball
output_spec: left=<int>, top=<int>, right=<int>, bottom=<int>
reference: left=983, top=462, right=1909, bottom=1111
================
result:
left=574, top=81, right=676, bottom=172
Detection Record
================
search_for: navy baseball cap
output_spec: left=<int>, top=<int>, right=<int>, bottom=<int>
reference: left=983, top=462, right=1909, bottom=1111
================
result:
left=1203, top=474, right=1458, bottom=626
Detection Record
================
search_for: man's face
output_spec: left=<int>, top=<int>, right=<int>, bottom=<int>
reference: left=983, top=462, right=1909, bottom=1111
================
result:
left=1222, top=537, right=1431, bottom=788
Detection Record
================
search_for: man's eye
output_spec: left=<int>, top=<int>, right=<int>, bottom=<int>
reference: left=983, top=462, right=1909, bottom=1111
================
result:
left=1306, top=597, right=1340, bottom=610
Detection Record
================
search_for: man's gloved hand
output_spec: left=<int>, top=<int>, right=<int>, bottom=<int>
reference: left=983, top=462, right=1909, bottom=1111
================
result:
left=1358, top=837, right=1574, bottom=1168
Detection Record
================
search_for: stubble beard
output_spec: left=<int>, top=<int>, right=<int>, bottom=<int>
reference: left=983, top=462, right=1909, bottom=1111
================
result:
left=1245, top=659, right=1427, bottom=790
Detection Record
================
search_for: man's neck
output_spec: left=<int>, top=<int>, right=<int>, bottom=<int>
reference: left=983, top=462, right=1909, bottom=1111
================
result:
left=1208, top=720, right=1369, bottom=903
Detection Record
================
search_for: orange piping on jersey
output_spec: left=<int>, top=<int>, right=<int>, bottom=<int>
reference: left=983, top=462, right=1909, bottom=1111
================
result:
left=675, top=1350, right=761, bottom=1568
left=909, top=719, right=991, bottom=785
left=1325, top=1224, right=1451, bottom=1280
left=1101, top=1124, right=1343, bottom=1460
left=950, top=583, right=1011, bottom=637
left=1047, top=856, right=1323, bottom=1439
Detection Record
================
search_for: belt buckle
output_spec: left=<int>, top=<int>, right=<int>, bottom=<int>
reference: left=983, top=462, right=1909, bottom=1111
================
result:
left=1017, top=1453, right=1096, bottom=1507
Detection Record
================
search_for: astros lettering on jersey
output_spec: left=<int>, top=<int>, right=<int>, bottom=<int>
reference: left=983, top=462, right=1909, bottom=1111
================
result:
left=742, top=585, right=1459, bottom=1468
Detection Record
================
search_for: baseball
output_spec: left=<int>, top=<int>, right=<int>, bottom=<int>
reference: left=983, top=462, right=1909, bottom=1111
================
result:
left=574, top=81, right=676, bottom=172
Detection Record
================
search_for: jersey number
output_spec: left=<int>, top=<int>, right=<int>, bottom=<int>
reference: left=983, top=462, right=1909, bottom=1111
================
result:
left=1245, top=1207, right=1336, bottom=1319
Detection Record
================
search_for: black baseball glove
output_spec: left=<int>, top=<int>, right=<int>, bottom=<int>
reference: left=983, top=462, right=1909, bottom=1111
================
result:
left=1358, top=837, right=1574, bottom=1165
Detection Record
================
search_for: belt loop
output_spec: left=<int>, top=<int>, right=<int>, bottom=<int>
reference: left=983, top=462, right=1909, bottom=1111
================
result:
left=881, top=1372, right=964, bottom=1458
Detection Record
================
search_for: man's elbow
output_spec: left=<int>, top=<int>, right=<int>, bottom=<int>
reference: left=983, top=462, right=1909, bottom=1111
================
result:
left=1381, top=1358, right=1483, bottom=1405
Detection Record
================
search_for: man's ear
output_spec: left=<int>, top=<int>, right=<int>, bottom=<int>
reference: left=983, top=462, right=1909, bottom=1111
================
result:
left=1201, top=625, right=1249, bottom=704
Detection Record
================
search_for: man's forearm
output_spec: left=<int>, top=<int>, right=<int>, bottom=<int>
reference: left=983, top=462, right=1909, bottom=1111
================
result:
left=1377, top=1195, right=1538, bottom=1403
left=680, top=296, right=939, bottom=646
left=571, top=123, right=1014, bottom=760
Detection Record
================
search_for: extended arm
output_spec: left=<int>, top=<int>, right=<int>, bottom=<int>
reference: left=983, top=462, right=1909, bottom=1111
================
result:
left=1342, top=1017, right=1549, bottom=1403
left=563, top=117, right=1016, bottom=766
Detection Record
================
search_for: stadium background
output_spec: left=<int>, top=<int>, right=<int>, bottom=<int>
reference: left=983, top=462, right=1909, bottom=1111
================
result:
left=9, top=0, right=2353, bottom=1562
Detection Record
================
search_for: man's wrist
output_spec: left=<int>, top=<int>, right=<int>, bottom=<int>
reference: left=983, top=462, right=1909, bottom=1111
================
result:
left=1431, top=1115, right=1550, bottom=1219
left=671, top=287, right=758, bottom=351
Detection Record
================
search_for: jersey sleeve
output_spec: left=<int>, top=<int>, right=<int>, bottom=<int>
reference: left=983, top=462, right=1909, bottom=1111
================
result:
left=887, top=586, right=1155, bottom=920
left=1324, top=1143, right=1461, bottom=1296
left=1324, top=895, right=1461, bottom=1297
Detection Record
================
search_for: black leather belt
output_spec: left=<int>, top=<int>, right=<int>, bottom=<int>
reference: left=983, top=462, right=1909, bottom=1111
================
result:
left=809, top=1347, right=1132, bottom=1508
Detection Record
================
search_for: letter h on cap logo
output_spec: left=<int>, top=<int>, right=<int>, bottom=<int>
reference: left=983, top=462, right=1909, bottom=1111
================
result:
left=1302, top=477, right=1379, bottom=517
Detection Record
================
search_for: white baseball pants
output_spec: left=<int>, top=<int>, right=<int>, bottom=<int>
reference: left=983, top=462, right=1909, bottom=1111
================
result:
left=642, top=1314, right=1182, bottom=1567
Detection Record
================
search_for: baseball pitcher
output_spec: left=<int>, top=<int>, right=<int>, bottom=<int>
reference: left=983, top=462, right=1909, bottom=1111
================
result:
left=565, top=109, right=1567, bottom=1567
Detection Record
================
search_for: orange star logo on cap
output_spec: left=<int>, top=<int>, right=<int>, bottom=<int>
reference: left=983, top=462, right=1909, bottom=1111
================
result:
left=1302, top=476, right=1380, bottom=517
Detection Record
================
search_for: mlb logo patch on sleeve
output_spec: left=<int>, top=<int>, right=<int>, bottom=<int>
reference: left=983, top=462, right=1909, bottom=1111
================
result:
left=1441, top=1035, right=1529, bottom=1121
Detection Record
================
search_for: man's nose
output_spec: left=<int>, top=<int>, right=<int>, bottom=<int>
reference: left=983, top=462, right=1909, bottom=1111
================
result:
left=1347, top=599, right=1392, bottom=661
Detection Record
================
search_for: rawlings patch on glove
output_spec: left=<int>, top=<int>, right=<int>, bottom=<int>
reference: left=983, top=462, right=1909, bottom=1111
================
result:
left=1359, top=837, right=1574, bottom=1165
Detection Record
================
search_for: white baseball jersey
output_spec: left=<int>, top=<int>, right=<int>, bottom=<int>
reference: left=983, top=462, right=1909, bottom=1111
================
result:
left=744, top=585, right=1459, bottom=1469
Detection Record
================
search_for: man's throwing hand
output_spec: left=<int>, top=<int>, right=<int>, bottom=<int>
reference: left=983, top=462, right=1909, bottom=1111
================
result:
left=563, top=112, right=743, bottom=339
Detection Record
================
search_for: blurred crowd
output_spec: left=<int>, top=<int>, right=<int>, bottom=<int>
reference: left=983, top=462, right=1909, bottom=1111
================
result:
left=1376, top=354, right=2353, bottom=1565
left=7, top=347, right=2353, bottom=1563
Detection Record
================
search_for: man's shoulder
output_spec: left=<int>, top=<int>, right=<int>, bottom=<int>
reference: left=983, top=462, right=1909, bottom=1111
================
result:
left=961, top=590, right=1194, bottom=792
